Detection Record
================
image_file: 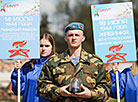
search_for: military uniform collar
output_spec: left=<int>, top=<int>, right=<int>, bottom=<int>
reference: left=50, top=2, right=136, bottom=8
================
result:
left=60, top=49, right=71, bottom=63
left=60, top=49, right=90, bottom=64
left=79, top=49, right=90, bottom=64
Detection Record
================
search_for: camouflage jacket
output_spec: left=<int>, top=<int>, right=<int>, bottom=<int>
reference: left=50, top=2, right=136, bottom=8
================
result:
left=37, top=49, right=112, bottom=102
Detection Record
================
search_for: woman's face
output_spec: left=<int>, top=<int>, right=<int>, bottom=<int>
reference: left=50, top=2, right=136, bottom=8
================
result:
left=40, top=39, right=52, bottom=58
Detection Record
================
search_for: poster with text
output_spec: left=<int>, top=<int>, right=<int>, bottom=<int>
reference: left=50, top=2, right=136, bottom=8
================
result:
left=0, top=0, right=40, bottom=59
left=91, top=2, right=136, bottom=63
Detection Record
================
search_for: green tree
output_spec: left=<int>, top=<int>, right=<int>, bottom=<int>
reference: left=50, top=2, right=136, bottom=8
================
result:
left=40, top=13, right=67, bottom=53
left=40, top=14, right=50, bottom=35
left=54, top=33, right=67, bottom=53
left=132, top=0, right=138, bottom=47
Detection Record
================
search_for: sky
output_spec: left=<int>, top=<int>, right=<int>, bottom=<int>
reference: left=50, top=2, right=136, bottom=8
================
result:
left=40, top=0, right=57, bottom=20
left=40, top=0, right=137, bottom=35
left=40, top=0, right=63, bottom=35
left=40, top=0, right=77, bottom=35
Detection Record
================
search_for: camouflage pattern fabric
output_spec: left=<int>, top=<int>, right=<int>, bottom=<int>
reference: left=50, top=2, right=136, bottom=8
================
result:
left=37, top=49, right=112, bottom=102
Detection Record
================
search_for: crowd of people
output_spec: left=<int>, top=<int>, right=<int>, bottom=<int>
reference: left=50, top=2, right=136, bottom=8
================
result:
left=10, top=22, right=138, bottom=102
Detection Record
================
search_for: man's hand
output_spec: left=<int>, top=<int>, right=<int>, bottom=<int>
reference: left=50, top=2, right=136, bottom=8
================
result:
left=60, top=84, right=74, bottom=97
left=60, top=84, right=91, bottom=98
left=73, top=84, right=91, bottom=98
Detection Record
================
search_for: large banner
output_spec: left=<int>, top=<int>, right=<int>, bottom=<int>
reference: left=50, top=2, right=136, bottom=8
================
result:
left=0, top=0, right=40, bottom=59
left=91, top=2, right=136, bottom=63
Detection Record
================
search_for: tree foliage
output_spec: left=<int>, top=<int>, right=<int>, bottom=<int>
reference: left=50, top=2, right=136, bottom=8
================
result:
left=40, top=14, right=50, bottom=35
left=40, top=0, right=138, bottom=53
left=40, top=13, right=67, bottom=53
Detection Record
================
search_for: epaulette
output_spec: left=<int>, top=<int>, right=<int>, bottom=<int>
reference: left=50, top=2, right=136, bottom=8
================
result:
left=57, top=53, right=62, bottom=58
left=56, top=51, right=66, bottom=59
left=92, top=54, right=103, bottom=62
left=46, top=53, right=63, bottom=63
left=47, top=54, right=57, bottom=62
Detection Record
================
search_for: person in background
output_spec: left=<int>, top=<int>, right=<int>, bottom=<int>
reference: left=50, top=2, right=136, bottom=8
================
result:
left=110, top=49, right=138, bottom=102
left=37, top=22, right=112, bottom=102
left=11, top=33, right=55, bottom=102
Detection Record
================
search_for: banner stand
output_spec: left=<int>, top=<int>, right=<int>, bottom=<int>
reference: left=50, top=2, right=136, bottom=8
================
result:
left=18, top=69, right=20, bottom=102
left=116, top=71, right=120, bottom=102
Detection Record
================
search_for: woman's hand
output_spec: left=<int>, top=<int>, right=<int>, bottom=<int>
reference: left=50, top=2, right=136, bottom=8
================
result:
left=112, top=63, right=119, bottom=73
left=14, top=60, right=22, bottom=70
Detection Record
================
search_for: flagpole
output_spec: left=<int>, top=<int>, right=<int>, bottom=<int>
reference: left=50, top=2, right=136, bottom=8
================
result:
left=116, top=71, right=120, bottom=102
left=18, top=69, right=20, bottom=102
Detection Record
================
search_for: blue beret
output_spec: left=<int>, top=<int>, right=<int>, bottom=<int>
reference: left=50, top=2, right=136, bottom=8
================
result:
left=64, top=22, right=84, bottom=33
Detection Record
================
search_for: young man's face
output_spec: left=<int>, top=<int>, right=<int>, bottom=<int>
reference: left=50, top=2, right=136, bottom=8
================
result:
left=64, top=30, right=85, bottom=48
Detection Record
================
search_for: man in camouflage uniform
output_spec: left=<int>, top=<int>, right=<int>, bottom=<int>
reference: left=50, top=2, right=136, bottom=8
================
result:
left=37, top=22, right=112, bottom=102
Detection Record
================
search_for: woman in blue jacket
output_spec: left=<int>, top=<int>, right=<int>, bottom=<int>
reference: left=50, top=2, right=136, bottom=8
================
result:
left=11, top=33, right=55, bottom=102
left=110, top=59, right=138, bottom=102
